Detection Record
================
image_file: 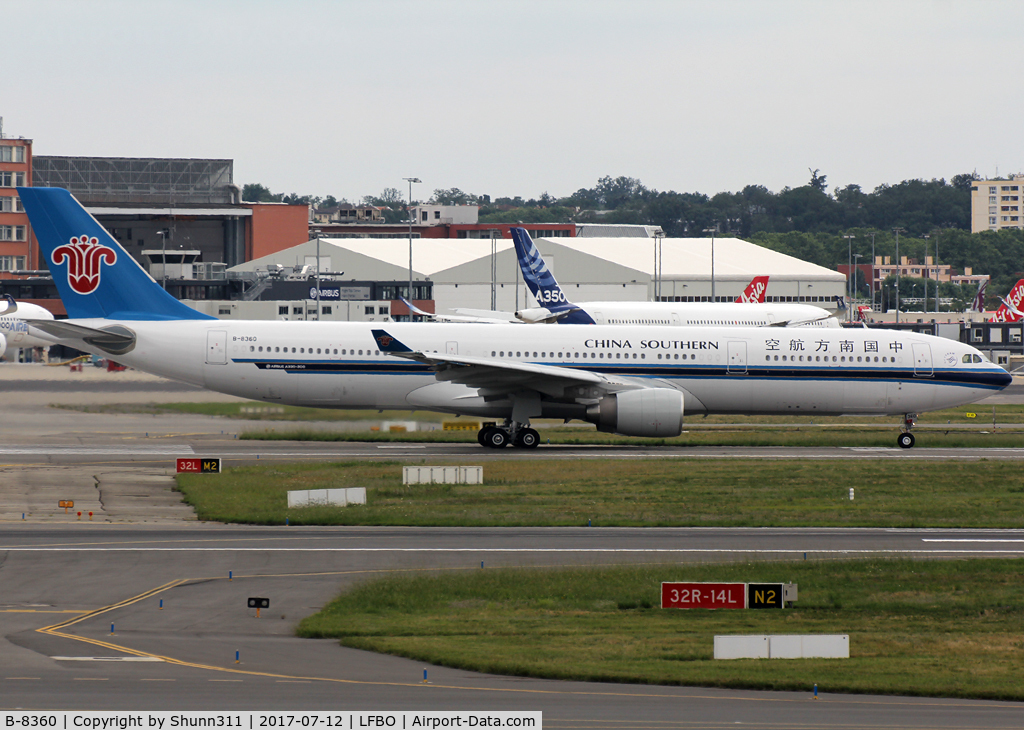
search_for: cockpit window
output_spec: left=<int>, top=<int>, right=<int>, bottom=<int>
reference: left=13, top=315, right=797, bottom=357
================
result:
left=963, top=354, right=972, bottom=363
left=973, top=354, right=983, bottom=363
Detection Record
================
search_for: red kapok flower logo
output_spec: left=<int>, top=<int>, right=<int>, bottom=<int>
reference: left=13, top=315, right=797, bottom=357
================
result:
left=52, top=235, right=117, bottom=295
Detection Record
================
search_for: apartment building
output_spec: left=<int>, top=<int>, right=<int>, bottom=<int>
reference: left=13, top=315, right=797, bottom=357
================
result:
left=0, top=136, right=32, bottom=272
left=971, top=175, right=1024, bottom=232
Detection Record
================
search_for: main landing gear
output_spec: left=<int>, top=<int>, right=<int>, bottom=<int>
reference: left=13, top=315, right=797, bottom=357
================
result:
left=478, top=421, right=540, bottom=449
left=897, top=413, right=917, bottom=449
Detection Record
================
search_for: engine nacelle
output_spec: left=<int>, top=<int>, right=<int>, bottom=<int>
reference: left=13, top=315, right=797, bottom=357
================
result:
left=0, top=332, right=6, bottom=354
left=514, top=307, right=554, bottom=324
left=586, top=388, right=684, bottom=437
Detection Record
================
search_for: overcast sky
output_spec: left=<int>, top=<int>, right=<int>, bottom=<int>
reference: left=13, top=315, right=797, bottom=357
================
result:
left=5, top=0, right=1023, bottom=203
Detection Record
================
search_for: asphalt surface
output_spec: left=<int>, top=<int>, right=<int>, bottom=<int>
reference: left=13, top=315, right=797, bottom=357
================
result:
left=2, top=364, right=1024, bottom=727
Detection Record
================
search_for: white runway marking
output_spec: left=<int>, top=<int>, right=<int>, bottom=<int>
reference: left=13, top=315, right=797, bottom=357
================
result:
left=4, top=547, right=1024, bottom=554
left=0, top=446, right=194, bottom=455
left=922, top=538, right=1024, bottom=543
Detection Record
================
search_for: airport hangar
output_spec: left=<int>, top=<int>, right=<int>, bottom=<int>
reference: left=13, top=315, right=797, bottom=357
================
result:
left=186, top=231, right=847, bottom=322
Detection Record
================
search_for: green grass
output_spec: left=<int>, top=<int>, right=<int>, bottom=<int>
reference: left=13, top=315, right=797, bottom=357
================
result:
left=296, top=559, right=1024, bottom=700
left=55, top=401, right=449, bottom=422
left=56, top=401, right=1024, bottom=424
left=237, top=425, right=1024, bottom=448
left=176, top=459, right=1024, bottom=527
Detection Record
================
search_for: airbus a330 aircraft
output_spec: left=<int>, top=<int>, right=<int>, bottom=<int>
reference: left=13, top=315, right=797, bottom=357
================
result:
left=509, top=227, right=841, bottom=327
left=0, top=295, right=55, bottom=357
left=17, top=187, right=1010, bottom=449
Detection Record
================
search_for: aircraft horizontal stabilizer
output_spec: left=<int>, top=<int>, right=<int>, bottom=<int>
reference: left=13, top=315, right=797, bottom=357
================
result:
left=26, top=319, right=136, bottom=355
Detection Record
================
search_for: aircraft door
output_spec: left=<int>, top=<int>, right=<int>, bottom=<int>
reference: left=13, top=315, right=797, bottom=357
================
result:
left=727, top=341, right=747, bottom=374
left=912, top=343, right=933, bottom=377
left=593, top=311, right=606, bottom=325
left=671, top=313, right=680, bottom=326
left=446, top=341, right=458, bottom=355
left=206, top=330, right=227, bottom=365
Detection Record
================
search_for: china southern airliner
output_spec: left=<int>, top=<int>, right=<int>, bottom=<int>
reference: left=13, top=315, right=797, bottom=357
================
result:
left=508, top=228, right=841, bottom=327
left=17, top=187, right=1010, bottom=449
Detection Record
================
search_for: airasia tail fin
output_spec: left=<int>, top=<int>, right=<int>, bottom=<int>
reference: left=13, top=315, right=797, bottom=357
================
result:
left=17, top=187, right=213, bottom=321
left=736, top=276, right=769, bottom=303
left=992, top=279, right=1024, bottom=322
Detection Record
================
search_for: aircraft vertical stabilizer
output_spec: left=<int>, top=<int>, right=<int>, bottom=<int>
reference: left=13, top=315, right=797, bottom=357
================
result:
left=16, top=187, right=213, bottom=321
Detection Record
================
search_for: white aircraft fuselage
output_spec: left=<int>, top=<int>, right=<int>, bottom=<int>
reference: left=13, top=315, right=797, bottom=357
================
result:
left=1, top=301, right=55, bottom=352
left=541, top=301, right=840, bottom=327
left=50, top=318, right=1007, bottom=421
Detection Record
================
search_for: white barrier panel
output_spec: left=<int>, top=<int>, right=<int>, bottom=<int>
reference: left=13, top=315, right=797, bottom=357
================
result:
left=403, top=466, right=483, bottom=484
left=714, top=635, right=769, bottom=659
left=715, top=634, right=849, bottom=659
left=778, top=634, right=849, bottom=659
left=287, top=489, right=310, bottom=508
left=287, top=487, right=367, bottom=508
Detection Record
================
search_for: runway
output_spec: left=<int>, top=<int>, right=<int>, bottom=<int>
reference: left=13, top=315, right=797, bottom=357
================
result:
left=3, top=523, right=1024, bottom=727
left=2, top=365, right=1023, bottom=726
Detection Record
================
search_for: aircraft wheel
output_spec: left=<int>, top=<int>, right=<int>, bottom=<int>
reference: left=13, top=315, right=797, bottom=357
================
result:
left=477, top=427, right=492, bottom=446
left=483, top=428, right=509, bottom=449
left=897, top=432, right=915, bottom=449
left=514, top=428, right=540, bottom=449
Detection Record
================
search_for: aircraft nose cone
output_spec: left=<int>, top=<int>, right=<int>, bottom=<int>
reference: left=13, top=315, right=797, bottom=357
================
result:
left=995, top=367, right=1013, bottom=388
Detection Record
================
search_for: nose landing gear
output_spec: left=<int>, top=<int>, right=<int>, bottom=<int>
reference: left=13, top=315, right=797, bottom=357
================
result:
left=897, top=413, right=917, bottom=449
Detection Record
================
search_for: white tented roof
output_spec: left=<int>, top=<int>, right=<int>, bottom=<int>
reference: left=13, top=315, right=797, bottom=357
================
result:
left=556, top=237, right=842, bottom=282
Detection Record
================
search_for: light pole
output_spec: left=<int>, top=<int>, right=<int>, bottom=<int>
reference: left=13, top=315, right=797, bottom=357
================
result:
left=654, top=232, right=663, bottom=301
left=311, top=228, right=322, bottom=320
left=490, top=229, right=497, bottom=311
left=869, top=231, right=876, bottom=310
left=892, top=227, right=905, bottom=323
left=843, top=233, right=856, bottom=320
left=852, top=253, right=863, bottom=302
left=403, top=177, right=421, bottom=320
left=155, top=228, right=170, bottom=290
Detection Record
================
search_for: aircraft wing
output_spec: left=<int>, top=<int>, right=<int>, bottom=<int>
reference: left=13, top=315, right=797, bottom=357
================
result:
left=372, top=329, right=644, bottom=400
left=401, top=297, right=518, bottom=324
left=765, top=313, right=838, bottom=328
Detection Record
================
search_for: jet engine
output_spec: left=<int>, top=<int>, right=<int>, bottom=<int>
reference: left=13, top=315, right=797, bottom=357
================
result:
left=585, top=388, right=684, bottom=437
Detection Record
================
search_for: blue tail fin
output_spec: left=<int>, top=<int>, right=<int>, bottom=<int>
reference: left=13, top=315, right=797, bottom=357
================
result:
left=510, top=227, right=569, bottom=307
left=509, top=227, right=594, bottom=324
left=17, top=187, right=213, bottom=321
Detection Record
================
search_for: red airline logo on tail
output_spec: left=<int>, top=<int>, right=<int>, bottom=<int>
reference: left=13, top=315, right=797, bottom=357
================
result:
left=736, top=276, right=769, bottom=304
left=992, top=279, right=1024, bottom=322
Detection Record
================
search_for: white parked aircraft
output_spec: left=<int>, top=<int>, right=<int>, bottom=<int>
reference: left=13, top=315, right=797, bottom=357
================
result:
left=17, top=187, right=1010, bottom=449
left=508, top=227, right=841, bottom=327
left=0, top=295, right=55, bottom=358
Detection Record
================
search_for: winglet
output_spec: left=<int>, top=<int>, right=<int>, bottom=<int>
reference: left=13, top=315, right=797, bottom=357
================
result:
left=371, top=329, right=413, bottom=353
left=2, top=294, right=16, bottom=315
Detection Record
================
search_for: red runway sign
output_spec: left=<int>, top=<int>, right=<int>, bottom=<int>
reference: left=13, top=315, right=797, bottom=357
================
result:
left=176, top=458, right=221, bottom=474
left=661, top=582, right=746, bottom=609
